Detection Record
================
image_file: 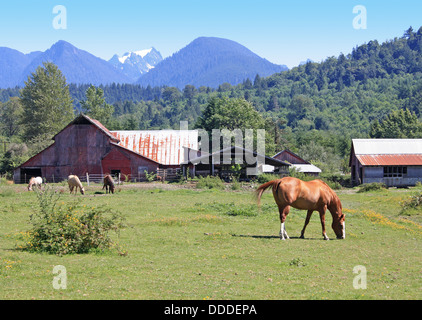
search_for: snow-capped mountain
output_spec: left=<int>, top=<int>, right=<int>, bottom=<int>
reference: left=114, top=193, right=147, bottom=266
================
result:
left=108, top=47, right=163, bottom=82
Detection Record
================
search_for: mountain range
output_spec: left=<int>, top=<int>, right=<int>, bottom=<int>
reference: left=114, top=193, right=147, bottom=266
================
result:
left=0, top=38, right=287, bottom=89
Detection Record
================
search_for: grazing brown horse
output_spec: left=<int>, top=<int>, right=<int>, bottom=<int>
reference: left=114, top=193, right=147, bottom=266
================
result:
left=102, top=175, right=115, bottom=194
left=256, top=177, right=345, bottom=240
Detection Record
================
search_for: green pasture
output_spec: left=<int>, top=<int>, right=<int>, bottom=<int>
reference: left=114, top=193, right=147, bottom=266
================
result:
left=0, top=182, right=421, bottom=300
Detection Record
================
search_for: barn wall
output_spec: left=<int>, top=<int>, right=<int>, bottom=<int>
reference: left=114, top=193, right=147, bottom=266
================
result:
left=101, top=148, right=132, bottom=178
left=15, top=124, right=113, bottom=183
left=109, top=146, right=160, bottom=181
left=407, top=166, right=422, bottom=178
left=54, top=123, right=111, bottom=177
left=350, top=153, right=362, bottom=186
left=362, top=167, right=383, bottom=183
left=361, top=166, right=422, bottom=186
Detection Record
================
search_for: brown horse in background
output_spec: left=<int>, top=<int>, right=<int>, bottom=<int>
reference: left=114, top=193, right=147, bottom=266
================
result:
left=103, top=175, right=115, bottom=194
left=256, top=177, right=345, bottom=240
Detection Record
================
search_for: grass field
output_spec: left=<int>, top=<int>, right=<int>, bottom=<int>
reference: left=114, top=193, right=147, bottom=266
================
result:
left=0, top=181, right=421, bottom=300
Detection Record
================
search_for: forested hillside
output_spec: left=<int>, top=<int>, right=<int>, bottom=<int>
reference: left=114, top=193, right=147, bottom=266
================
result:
left=1, top=27, right=422, bottom=176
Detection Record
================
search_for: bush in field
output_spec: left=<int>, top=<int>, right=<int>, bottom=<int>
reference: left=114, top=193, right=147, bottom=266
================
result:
left=256, top=173, right=280, bottom=184
left=21, top=186, right=126, bottom=255
left=400, top=193, right=422, bottom=215
left=196, top=176, right=225, bottom=190
left=357, top=182, right=387, bottom=193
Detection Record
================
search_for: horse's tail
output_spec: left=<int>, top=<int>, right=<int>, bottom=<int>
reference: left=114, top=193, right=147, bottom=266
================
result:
left=255, top=180, right=279, bottom=207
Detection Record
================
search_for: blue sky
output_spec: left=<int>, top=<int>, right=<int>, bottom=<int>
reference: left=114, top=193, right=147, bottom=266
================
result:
left=1, top=0, right=421, bottom=68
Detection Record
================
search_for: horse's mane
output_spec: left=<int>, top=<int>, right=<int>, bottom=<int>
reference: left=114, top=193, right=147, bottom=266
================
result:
left=317, top=180, right=341, bottom=209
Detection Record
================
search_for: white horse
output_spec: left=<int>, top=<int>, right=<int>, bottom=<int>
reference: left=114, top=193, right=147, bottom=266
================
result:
left=27, top=176, right=43, bottom=191
left=67, top=175, right=85, bottom=195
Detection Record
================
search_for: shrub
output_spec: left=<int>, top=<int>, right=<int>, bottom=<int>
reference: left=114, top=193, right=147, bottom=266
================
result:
left=144, top=170, right=157, bottom=182
left=231, top=177, right=241, bottom=190
left=0, top=177, right=7, bottom=185
left=320, top=173, right=351, bottom=188
left=400, top=193, right=422, bottom=215
left=256, top=173, right=280, bottom=184
left=21, top=186, right=126, bottom=255
left=196, top=176, right=225, bottom=190
left=357, top=182, right=387, bottom=193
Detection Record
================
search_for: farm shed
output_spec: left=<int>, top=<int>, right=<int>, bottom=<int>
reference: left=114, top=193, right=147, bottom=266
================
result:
left=14, top=114, right=198, bottom=183
left=349, top=139, right=422, bottom=187
left=273, top=149, right=322, bottom=176
left=182, top=146, right=290, bottom=181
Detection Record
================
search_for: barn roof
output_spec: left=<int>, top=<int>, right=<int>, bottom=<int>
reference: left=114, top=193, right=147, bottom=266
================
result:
left=53, top=113, right=120, bottom=143
left=273, top=149, right=310, bottom=164
left=351, top=139, right=422, bottom=166
left=111, top=130, right=198, bottom=166
left=352, top=139, right=422, bottom=155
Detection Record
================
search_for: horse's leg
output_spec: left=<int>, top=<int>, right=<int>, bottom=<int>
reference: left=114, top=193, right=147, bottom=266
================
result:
left=319, top=206, right=329, bottom=240
left=278, top=205, right=290, bottom=240
left=300, top=210, right=313, bottom=239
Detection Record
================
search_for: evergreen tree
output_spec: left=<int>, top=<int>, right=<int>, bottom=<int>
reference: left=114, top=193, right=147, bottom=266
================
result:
left=20, top=62, right=74, bottom=141
left=80, top=85, right=114, bottom=125
left=0, top=97, right=23, bottom=137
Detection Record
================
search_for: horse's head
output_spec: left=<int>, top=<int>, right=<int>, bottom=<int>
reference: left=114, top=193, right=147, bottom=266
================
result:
left=332, top=213, right=345, bottom=239
left=330, top=194, right=345, bottom=239
left=80, top=187, right=85, bottom=195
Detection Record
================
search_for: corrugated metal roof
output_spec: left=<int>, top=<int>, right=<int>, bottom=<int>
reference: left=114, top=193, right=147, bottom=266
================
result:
left=292, top=164, right=322, bottom=173
left=352, top=139, right=422, bottom=155
left=356, top=154, right=422, bottom=166
left=111, top=130, right=198, bottom=165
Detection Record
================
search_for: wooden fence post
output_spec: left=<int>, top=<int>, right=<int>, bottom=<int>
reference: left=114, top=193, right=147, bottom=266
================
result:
left=86, top=172, right=90, bottom=186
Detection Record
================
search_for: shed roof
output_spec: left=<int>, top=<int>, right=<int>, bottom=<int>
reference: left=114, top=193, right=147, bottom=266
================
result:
left=352, top=139, right=422, bottom=155
left=291, top=164, right=322, bottom=173
left=351, top=139, right=422, bottom=166
left=356, top=154, right=422, bottom=166
left=183, top=146, right=290, bottom=167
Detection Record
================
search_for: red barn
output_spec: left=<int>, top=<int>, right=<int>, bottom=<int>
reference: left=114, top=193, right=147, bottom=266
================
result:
left=14, top=114, right=198, bottom=183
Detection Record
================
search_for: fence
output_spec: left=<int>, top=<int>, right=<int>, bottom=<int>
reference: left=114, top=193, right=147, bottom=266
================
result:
left=157, top=168, right=182, bottom=182
left=16, top=169, right=183, bottom=184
